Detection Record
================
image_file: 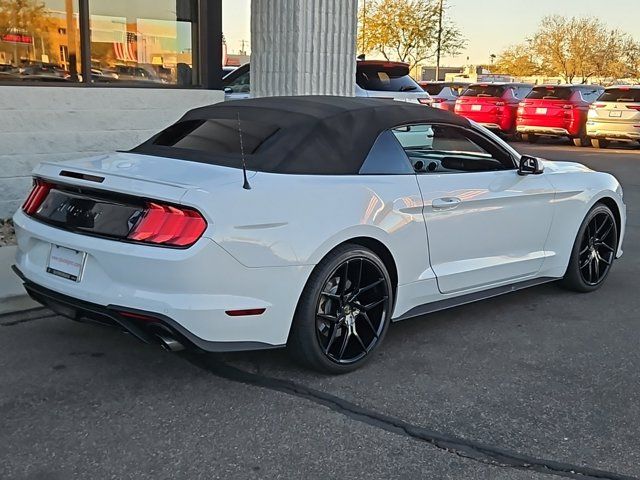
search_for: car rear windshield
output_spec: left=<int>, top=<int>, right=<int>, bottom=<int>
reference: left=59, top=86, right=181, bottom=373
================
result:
left=460, top=85, right=506, bottom=98
left=598, top=88, right=640, bottom=103
left=422, top=84, right=445, bottom=95
left=526, top=86, right=574, bottom=100
left=152, top=119, right=279, bottom=155
left=356, top=64, right=421, bottom=92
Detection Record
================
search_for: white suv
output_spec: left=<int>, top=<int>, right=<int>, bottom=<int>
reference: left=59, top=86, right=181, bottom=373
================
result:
left=587, top=86, right=640, bottom=148
left=223, top=61, right=431, bottom=105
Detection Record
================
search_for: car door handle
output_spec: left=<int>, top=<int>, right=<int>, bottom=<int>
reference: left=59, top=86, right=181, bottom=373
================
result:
left=432, top=197, right=462, bottom=210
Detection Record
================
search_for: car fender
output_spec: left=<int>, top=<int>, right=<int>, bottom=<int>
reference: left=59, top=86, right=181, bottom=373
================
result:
left=539, top=168, right=625, bottom=277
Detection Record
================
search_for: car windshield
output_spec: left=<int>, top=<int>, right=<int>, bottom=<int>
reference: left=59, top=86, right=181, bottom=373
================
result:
left=598, top=88, right=640, bottom=103
left=461, top=85, right=506, bottom=98
left=526, top=86, right=574, bottom=100
left=356, top=64, right=421, bottom=92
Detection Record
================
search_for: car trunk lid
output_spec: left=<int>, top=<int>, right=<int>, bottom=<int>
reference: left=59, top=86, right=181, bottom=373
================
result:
left=34, top=151, right=248, bottom=204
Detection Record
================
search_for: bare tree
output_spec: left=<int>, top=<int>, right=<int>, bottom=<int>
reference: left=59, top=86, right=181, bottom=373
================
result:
left=357, top=0, right=465, bottom=72
left=495, top=15, right=640, bottom=83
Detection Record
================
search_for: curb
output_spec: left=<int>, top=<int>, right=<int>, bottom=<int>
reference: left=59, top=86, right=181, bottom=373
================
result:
left=0, top=246, right=38, bottom=315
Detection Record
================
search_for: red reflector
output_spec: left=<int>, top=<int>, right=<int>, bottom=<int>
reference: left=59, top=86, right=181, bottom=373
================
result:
left=128, top=202, right=206, bottom=247
left=22, top=179, right=52, bottom=215
left=225, top=308, right=266, bottom=317
left=118, top=311, right=159, bottom=322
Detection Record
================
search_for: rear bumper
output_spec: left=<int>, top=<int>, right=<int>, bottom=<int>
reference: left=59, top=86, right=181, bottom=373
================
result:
left=456, top=109, right=515, bottom=133
left=12, top=210, right=313, bottom=349
left=586, top=121, right=640, bottom=141
left=13, top=266, right=277, bottom=352
left=517, top=125, right=570, bottom=136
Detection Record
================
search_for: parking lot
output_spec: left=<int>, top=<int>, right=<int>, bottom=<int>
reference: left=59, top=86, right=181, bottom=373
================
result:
left=1, top=141, right=639, bottom=480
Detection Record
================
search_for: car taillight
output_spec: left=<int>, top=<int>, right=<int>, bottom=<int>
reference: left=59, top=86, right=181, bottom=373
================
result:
left=590, top=103, right=605, bottom=110
left=417, top=98, right=432, bottom=105
left=128, top=202, right=207, bottom=247
left=626, top=105, right=640, bottom=111
left=22, top=179, right=52, bottom=215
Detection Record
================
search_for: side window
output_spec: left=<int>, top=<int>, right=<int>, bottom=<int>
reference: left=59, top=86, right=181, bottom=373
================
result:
left=515, top=86, right=531, bottom=99
left=392, top=124, right=514, bottom=174
left=360, top=130, right=414, bottom=175
left=581, top=88, right=603, bottom=103
left=226, top=70, right=250, bottom=93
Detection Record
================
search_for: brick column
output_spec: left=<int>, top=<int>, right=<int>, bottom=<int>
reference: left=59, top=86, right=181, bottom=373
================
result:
left=250, top=0, right=358, bottom=97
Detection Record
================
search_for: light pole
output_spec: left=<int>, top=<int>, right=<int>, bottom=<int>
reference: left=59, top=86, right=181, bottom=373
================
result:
left=435, top=0, right=444, bottom=81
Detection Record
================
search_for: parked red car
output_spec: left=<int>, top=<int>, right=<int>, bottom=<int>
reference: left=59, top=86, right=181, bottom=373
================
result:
left=516, top=85, right=604, bottom=146
left=454, top=83, right=533, bottom=134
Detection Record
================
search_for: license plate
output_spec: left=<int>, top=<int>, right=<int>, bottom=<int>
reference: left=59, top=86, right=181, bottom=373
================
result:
left=471, top=105, right=482, bottom=111
left=47, top=245, right=86, bottom=282
left=609, top=111, right=623, bottom=117
left=535, top=107, right=547, bottom=115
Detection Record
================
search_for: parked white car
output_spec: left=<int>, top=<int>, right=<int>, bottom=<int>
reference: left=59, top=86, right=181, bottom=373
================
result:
left=587, top=85, right=640, bottom=148
left=224, top=61, right=432, bottom=105
left=13, top=96, right=625, bottom=373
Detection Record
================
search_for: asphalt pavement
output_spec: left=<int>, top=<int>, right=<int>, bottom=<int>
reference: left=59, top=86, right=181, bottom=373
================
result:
left=1, top=138, right=639, bottom=480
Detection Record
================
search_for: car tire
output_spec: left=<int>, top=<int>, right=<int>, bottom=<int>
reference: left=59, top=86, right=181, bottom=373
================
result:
left=288, top=244, right=393, bottom=373
left=522, top=133, right=538, bottom=144
left=591, top=138, right=609, bottom=149
left=561, top=203, right=618, bottom=293
left=572, top=135, right=590, bottom=147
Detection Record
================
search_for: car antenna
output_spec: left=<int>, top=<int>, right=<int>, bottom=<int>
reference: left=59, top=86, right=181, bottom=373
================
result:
left=236, top=112, right=251, bottom=190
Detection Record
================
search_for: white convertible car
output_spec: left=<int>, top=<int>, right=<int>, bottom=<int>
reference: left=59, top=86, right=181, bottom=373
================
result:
left=13, top=96, right=625, bottom=373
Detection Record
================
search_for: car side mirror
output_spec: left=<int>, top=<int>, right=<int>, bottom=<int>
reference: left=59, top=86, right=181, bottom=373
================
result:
left=518, top=155, right=544, bottom=176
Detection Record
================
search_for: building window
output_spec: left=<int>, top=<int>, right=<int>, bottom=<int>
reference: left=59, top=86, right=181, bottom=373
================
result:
left=88, top=0, right=198, bottom=86
left=0, top=0, right=81, bottom=82
left=0, top=0, right=223, bottom=88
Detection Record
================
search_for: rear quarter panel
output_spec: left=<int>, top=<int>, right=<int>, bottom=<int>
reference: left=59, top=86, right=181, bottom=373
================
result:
left=181, top=172, right=432, bottom=288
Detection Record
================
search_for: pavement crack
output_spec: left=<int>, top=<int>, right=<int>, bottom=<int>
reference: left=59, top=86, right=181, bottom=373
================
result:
left=184, top=353, right=637, bottom=480
left=0, top=312, right=57, bottom=326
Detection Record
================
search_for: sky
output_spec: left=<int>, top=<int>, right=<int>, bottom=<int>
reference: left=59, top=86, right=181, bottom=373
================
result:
left=442, top=0, right=640, bottom=66
left=222, top=0, right=640, bottom=65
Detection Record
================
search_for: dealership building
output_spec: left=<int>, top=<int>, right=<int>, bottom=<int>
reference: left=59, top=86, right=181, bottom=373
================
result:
left=0, top=0, right=357, bottom=217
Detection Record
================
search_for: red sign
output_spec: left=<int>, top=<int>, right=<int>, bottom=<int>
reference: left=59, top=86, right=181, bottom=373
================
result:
left=1, top=33, right=33, bottom=44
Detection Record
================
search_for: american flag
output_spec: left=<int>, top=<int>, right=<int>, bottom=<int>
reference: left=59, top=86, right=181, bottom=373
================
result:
left=113, top=32, right=137, bottom=62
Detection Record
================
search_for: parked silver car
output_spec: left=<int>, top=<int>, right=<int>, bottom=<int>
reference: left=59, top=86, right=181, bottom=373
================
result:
left=418, top=81, right=469, bottom=112
left=587, top=86, right=640, bottom=148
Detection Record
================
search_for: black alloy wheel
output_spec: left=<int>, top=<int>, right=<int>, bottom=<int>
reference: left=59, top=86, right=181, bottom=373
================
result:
left=289, top=245, right=392, bottom=373
left=562, top=204, right=618, bottom=292
left=315, top=257, right=389, bottom=365
left=577, top=210, right=617, bottom=285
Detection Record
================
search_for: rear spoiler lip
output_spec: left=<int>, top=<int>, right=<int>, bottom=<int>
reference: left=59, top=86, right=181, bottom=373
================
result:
left=35, top=159, right=196, bottom=190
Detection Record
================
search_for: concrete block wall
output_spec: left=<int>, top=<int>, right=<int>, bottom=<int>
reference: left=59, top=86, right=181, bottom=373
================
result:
left=0, top=86, right=224, bottom=218
left=251, top=0, right=357, bottom=97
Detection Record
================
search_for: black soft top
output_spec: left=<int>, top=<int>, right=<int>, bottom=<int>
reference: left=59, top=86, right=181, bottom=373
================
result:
left=132, top=95, right=469, bottom=175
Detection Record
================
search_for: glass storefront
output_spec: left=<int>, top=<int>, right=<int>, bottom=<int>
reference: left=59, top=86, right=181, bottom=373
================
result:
left=89, top=0, right=197, bottom=86
left=0, top=0, right=217, bottom=87
left=0, top=0, right=81, bottom=82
